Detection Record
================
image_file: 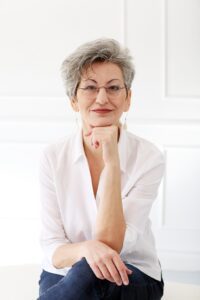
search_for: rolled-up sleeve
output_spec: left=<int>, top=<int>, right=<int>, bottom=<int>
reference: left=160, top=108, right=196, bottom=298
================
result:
left=120, top=152, right=165, bottom=255
left=39, top=149, right=70, bottom=264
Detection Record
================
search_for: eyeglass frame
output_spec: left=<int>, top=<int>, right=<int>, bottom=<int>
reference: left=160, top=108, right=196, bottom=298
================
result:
left=77, top=84, right=128, bottom=98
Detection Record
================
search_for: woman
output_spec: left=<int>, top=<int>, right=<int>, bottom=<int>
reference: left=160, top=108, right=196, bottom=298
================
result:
left=38, top=38, right=165, bottom=299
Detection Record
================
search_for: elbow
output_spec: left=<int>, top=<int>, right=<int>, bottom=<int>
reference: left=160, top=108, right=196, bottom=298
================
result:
left=52, top=246, right=65, bottom=269
left=52, top=254, right=62, bottom=269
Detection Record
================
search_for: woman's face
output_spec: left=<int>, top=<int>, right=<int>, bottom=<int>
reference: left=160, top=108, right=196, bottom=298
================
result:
left=71, top=62, right=131, bottom=131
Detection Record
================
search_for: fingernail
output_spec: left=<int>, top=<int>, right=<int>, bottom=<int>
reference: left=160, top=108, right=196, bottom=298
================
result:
left=124, top=280, right=129, bottom=285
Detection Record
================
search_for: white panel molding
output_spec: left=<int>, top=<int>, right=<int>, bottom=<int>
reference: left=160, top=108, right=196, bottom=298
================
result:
left=2, top=95, right=200, bottom=123
left=0, top=0, right=125, bottom=98
left=0, top=96, right=70, bottom=118
left=158, top=249, right=200, bottom=271
left=0, top=121, right=75, bottom=143
left=121, top=0, right=127, bottom=45
left=117, top=0, right=200, bottom=120
left=161, top=145, right=200, bottom=230
left=154, top=143, right=200, bottom=270
left=0, top=218, right=42, bottom=265
left=162, top=0, right=200, bottom=100
left=1, top=118, right=200, bottom=143
left=0, top=141, right=46, bottom=219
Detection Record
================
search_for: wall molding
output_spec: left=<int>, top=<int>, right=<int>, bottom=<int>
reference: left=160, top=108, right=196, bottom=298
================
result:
left=158, top=249, right=200, bottom=270
left=162, top=0, right=200, bottom=100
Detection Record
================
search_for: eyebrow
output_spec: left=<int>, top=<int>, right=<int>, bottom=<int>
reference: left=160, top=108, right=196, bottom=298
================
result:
left=82, top=78, right=121, bottom=84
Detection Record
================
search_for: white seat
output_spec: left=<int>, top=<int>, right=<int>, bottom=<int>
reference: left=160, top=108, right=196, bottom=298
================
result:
left=0, top=264, right=41, bottom=300
left=162, top=281, right=200, bottom=300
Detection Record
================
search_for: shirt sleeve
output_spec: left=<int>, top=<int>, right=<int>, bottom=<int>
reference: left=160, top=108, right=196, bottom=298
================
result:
left=39, top=148, right=70, bottom=265
left=120, top=150, right=165, bottom=255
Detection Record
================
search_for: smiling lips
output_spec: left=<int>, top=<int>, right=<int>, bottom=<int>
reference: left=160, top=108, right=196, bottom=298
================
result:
left=91, top=109, right=112, bottom=113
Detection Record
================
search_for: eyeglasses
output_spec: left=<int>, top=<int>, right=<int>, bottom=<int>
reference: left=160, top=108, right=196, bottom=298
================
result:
left=78, top=85, right=126, bottom=98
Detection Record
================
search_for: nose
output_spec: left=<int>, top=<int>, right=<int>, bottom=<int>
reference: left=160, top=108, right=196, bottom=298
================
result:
left=95, top=87, right=109, bottom=105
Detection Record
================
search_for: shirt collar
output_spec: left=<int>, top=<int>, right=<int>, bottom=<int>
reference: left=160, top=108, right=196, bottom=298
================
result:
left=72, top=126, right=85, bottom=164
left=72, top=125, right=127, bottom=173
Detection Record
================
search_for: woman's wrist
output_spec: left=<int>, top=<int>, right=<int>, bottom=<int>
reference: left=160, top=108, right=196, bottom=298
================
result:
left=104, top=159, right=120, bottom=169
left=104, top=162, right=121, bottom=179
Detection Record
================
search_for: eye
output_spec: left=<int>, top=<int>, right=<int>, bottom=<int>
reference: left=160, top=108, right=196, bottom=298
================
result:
left=85, top=85, right=97, bottom=91
left=107, top=85, right=121, bottom=91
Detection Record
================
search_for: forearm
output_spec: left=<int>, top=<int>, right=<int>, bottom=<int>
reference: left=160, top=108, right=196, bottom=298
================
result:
left=94, top=163, right=126, bottom=252
left=52, top=242, right=84, bottom=269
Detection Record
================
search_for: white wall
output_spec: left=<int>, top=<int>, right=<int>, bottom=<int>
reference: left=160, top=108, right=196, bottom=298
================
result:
left=0, top=0, right=200, bottom=271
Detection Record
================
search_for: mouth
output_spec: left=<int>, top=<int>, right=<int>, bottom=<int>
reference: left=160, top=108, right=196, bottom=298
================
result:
left=91, top=109, right=113, bottom=114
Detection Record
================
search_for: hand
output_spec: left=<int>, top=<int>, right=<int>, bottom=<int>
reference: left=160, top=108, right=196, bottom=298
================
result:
left=81, top=240, right=133, bottom=286
left=84, top=125, right=120, bottom=165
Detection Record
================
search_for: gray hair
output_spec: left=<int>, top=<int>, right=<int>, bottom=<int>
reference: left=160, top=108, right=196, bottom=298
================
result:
left=61, top=38, right=135, bottom=99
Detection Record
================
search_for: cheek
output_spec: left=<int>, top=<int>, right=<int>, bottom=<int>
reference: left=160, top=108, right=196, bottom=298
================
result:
left=121, top=97, right=129, bottom=109
left=115, top=101, right=126, bottom=112
left=79, top=104, right=91, bottom=115
left=124, top=101, right=130, bottom=112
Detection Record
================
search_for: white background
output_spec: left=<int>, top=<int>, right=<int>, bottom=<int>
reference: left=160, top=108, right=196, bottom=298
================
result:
left=0, top=0, right=200, bottom=273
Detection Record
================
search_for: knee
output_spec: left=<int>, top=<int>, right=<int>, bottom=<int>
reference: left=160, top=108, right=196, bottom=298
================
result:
left=71, top=257, right=91, bottom=271
left=125, top=264, right=148, bottom=286
left=68, top=257, right=96, bottom=281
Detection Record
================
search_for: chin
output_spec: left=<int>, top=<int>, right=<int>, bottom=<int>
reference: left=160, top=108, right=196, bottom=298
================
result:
left=91, top=120, right=114, bottom=127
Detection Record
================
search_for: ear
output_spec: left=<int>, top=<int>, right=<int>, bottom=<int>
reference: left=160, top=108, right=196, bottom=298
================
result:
left=70, top=98, right=79, bottom=112
left=124, top=89, right=131, bottom=112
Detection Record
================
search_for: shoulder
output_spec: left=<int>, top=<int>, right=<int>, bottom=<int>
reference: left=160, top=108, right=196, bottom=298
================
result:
left=126, top=130, right=164, bottom=162
left=124, top=130, right=165, bottom=178
left=122, top=131, right=165, bottom=193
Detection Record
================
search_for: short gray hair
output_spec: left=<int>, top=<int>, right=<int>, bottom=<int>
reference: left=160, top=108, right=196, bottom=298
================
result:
left=61, top=38, right=135, bottom=99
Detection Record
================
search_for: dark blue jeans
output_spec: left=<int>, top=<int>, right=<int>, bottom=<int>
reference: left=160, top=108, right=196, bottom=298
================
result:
left=38, top=258, right=164, bottom=299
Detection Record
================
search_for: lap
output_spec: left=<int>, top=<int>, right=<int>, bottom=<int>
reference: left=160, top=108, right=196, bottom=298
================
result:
left=105, top=263, right=164, bottom=300
left=38, top=258, right=99, bottom=299
left=38, top=270, right=64, bottom=296
left=38, top=258, right=164, bottom=300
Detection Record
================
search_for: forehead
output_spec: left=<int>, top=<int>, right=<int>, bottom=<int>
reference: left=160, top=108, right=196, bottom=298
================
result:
left=81, top=62, right=124, bottom=82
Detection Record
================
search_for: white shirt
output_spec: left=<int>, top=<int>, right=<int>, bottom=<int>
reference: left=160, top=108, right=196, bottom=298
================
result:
left=39, top=126, right=165, bottom=281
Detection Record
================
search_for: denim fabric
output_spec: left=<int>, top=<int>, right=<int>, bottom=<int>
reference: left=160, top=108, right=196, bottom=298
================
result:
left=38, top=258, right=164, bottom=300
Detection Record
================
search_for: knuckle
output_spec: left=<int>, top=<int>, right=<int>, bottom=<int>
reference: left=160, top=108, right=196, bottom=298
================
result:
left=101, top=254, right=111, bottom=261
left=96, top=257, right=104, bottom=265
left=90, top=261, right=97, bottom=268
left=111, top=270, right=119, bottom=278
left=121, top=271, right=127, bottom=279
left=109, top=249, right=117, bottom=257
left=120, top=267, right=126, bottom=274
